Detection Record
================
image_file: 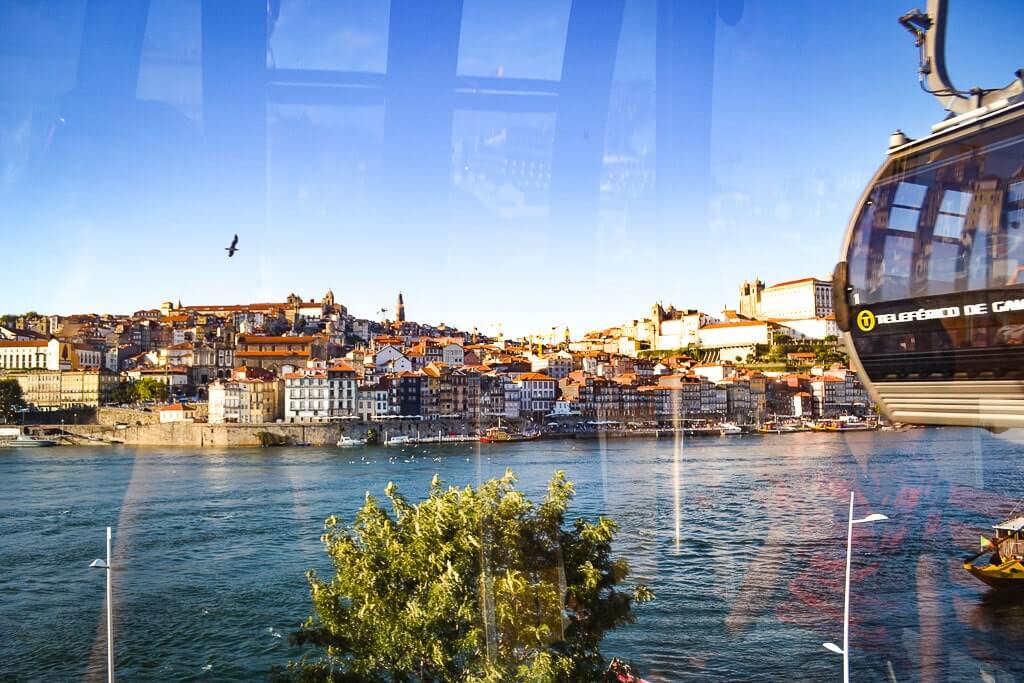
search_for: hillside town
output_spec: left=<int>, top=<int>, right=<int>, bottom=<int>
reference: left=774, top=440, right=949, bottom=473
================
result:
left=0, top=276, right=873, bottom=435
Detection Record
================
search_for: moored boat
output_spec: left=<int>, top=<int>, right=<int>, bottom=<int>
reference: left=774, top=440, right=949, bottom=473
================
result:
left=719, top=423, right=743, bottom=435
left=9, top=433, right=57, bottom=447
left=963, top=517, right=1024, bottom=590
left=337, top=435, right=366, bottom=447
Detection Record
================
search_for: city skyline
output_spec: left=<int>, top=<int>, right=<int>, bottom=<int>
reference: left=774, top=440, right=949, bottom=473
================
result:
left=2, top=1, right=1022, bottom=336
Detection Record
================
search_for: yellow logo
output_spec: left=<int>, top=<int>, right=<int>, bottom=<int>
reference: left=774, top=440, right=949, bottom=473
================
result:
left=856, top=309, right=876, bottom=332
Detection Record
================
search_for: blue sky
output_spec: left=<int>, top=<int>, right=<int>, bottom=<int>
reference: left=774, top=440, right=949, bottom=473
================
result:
left=1, top=0, right=1022, bottom=337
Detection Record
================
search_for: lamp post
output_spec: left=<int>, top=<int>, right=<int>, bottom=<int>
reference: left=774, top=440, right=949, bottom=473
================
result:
left=89, top=526, right=114, bottom=683
left=823, top=492, right=888, bottom=683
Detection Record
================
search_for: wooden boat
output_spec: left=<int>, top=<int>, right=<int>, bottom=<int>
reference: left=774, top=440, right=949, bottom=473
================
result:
left=480, top=427, right=539, bottom=443
left=963, top=517, right=1024, bottom=590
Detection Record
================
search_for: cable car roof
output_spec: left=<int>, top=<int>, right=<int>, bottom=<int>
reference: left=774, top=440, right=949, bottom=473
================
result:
left=887, top=99, right=1024, bottom=158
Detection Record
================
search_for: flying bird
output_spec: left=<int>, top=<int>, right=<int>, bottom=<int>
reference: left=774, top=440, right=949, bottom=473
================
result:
left=225, top=234, right=239, bottom=257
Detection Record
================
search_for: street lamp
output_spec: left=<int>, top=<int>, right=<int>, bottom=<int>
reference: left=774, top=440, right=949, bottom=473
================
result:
left=823, top=492, right=888, bottom=683
left=89, top=526, right=115, bottom=683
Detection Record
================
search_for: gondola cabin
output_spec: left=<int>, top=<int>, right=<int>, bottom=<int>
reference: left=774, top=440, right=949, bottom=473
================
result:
left=833, top=101, right=1024, bottom=428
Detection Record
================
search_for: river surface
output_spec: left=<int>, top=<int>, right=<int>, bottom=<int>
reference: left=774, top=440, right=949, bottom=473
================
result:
left=3, top=429, right=1024, bottom=681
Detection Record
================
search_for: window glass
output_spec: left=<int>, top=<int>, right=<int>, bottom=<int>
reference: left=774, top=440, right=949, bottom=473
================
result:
left=879, top=234, right=914, bottom=300
left=269, top=0, right=390, bottom=73
left=888, top=206, right=921, bottom=232
left=457, top=0, right=571, bottom=80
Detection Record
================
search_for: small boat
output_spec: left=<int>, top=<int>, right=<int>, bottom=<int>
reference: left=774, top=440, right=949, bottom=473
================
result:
left=337, top=435, right=366, bottom=447
left=719, top=422, right=743, bottom=435
left=964, top=517, right=1024, bottom=590
left=386, top=435, right=412, bottom=446
left=480, top=427, right=539, bottom=443
left=10, top=433, right=57, bottom=447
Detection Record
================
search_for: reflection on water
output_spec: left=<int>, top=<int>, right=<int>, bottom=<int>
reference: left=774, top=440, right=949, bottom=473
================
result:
left=1, top=429, right=1023, bottom=681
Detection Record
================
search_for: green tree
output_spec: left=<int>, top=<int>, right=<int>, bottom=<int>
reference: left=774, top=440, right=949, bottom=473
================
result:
left=365, top=427, right=380, bottom=445
left=282, top=470, right=652, bottom=682
left=0, top=379, right=27, bottom=422
left=135, top=377, right=169, bottom=402
left=110, top=382, right=137, bottom=405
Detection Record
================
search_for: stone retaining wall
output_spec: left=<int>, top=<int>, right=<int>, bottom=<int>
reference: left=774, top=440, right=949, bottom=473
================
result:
left=61, top=418, right=485, bottom=447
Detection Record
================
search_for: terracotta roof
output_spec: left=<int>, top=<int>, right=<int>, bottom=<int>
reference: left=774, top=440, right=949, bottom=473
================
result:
left=284, top=371, right=326, bottom=379
left=515, top=372, right=555, bottom=382
left=328, top=362, right=356, bottom=373
left=237, top=335, right=314, bottom=344
left=766, top=277, right=828, bottom=289
left=700, top=321, right=766, bottom=330
left=235, top=350, right=311, bottom=358
left=0, top=340, right=48, bottom=348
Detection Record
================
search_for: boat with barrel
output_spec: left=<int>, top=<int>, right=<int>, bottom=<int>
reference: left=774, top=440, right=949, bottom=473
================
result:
left=811, top=416, right=876, bottom=432
left=479, top=426, right=540, bottom=443
left=963, top=516, right=1024, bottom=590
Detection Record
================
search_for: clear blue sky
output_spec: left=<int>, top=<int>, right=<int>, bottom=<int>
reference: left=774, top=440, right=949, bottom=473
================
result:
left=1, top=0, right=1021, bottom=337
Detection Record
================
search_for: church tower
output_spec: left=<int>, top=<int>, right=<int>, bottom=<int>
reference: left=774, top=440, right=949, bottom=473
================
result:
left=396, top=292, right=406, bottom=323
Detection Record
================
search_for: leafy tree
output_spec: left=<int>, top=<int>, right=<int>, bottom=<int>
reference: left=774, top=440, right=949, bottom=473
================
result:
left=282, top=470, right=652, bottom=682
left=135, top=377, right=169, bottom=402
left=365, top=427, right=380, bottom=445
left=0, top=379, right=27, bottom=422
left=110, top=382, right=137, bottom=405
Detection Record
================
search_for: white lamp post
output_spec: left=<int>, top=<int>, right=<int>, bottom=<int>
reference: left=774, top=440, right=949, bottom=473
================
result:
left=823, top=492, right=887, bottom=683
left=89, top=526, right=114, bottom=683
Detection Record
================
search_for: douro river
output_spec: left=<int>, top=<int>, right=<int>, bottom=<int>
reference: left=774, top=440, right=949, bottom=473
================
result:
left=2, top=429, right=1023, bottom=681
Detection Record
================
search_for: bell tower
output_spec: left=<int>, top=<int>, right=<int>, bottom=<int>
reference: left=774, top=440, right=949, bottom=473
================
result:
left=396, top=292, right=406, bottom=323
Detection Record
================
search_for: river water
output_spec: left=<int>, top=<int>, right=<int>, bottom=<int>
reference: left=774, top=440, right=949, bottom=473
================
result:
left=2, top=429, right=1024, bottom=681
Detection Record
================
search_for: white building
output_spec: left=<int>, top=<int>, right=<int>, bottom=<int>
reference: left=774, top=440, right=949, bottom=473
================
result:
left=514, top=372, right=557, bottom=417
left=441, top=343, right=465, bottom=367
left=758, top=277, right=832, bottom=320
left=698, top=320, right=772, bottom=361
left=0, top=338, right=74, bottom=371
left=776, top=316, right=839, bottom=340
left=207, top=371, right=282, bottom=424
left=158, top=403, right=197, bottom=423
left=283, top=362, right=358, bottom=422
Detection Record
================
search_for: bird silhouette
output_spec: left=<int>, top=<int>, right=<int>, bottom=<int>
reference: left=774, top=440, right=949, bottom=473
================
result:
left=225, top=234, right=239, bottom=257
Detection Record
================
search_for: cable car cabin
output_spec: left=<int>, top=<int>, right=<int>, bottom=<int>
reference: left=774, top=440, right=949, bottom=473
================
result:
left=833, top=101, right=1024, bottom=428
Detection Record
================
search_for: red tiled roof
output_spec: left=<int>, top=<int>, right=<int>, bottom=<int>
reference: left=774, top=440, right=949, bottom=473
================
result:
left=0, top=340, right=48, bottom=348
left=235, top=350, right=310, bottom=358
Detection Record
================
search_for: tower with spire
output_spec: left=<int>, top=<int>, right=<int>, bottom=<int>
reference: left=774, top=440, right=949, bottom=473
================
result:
left=396, top=292, right=406, bottom=323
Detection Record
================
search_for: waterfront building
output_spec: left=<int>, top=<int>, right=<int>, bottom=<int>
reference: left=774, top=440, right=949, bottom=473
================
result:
left=514, top=373, right=556, bottom=418
left=158, top=403, right=197, bottom=423
left=393, top=371, right=427, bottom=417
left=356, top=385, right=390, bottom=421
left=282, top=361, right=357, bottom=422
left=208, top=367, right=283, bottom=424
left=2, top=368, right=117, bottom=409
